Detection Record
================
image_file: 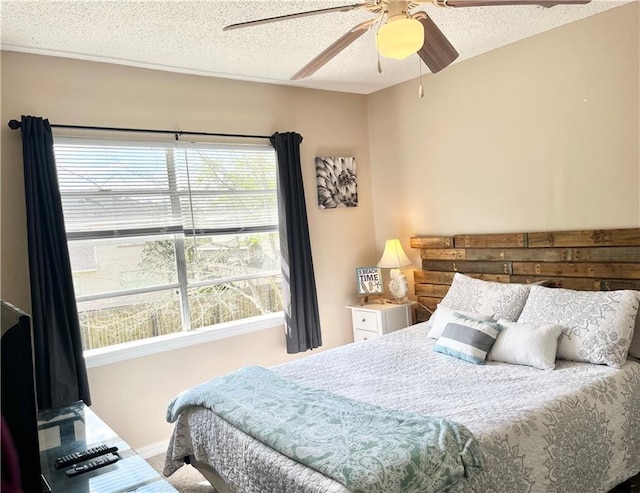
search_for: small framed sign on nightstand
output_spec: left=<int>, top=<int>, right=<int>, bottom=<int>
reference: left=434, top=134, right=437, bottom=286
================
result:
left=356, top=266, right=383, bottom=304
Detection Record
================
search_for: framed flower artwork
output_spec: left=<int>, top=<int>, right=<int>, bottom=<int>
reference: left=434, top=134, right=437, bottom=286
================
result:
left=315, top=157, right=357, bottom=209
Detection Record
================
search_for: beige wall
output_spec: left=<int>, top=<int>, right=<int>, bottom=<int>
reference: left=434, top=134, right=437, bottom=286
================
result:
left=0, top=52, right=376, bottom=447
left=368, top=2, right=640, bottom=272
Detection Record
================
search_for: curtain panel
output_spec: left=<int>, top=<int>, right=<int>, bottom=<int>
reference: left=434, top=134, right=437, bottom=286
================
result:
left=270, top=132, right=322, bottom=353
left=20, top=115, right=91, bottom=409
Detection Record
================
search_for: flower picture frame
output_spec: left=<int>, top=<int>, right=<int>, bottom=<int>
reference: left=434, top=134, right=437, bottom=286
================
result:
left=315, top=157, right=357, bottom=209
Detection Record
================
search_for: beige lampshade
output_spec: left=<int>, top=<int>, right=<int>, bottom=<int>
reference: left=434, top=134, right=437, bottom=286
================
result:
left=376, top=17, right=425, bottom=60
left=377, top=239, right=412, bottom=268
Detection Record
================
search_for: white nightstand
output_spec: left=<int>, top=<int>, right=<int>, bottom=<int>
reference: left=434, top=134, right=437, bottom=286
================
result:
left=347, top=303, right=413, bottom=342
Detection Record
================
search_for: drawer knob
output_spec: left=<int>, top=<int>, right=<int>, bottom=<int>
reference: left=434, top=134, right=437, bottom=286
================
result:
left=362, top=318, right=366, bottom=323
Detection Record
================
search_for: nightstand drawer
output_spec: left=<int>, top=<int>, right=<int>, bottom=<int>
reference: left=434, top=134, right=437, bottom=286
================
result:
left=351, top=310, right=379, bottom=332
left=353, top=328, right=379, bottom=342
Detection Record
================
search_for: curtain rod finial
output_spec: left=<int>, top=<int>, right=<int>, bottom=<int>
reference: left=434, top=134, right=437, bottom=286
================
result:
left=8, top=119, right=21, bottom=130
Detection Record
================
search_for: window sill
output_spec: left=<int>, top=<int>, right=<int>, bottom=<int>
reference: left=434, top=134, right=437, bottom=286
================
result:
left=83, top=312, right=284, bottom=368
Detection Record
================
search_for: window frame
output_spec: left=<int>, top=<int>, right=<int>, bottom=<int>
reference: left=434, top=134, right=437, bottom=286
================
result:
left=83, top=311, right=284, bottom=368
left=54, top=137, right=283, bottom=362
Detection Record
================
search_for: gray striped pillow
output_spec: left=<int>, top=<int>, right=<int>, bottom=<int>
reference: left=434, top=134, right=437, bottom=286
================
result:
left=433, top=312, right=503, bottom=365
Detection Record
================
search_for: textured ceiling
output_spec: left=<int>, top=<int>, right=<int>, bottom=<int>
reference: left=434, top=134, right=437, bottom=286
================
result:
left=0, top=0, right=631, bottom=94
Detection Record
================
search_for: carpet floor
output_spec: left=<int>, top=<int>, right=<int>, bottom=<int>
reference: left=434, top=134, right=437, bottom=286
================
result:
left=147, top=453, right=639, bottom=493
left=147, top=454, right=216, bottom=493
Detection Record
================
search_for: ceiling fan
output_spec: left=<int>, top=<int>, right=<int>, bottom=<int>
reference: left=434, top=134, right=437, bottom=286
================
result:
left=223, top=0, right=591, bottom=80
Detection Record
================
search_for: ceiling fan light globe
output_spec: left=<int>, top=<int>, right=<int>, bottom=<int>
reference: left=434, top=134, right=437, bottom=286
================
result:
left=376, top=18, right=424, bottom=60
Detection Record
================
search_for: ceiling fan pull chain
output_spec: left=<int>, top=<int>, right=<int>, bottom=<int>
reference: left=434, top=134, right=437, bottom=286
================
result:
left=418, top=58, right=425, bottom=98
left=375, top=12, right=385, bottom=74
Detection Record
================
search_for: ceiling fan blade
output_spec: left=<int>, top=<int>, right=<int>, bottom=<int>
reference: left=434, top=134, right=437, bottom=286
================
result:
left=413, top=12, right=459, bottom=73
left=433, top=0, right=590, bottom=7
left=291, top=18, right=377, bottom=80
left=223, top=3, right=368, bottom=31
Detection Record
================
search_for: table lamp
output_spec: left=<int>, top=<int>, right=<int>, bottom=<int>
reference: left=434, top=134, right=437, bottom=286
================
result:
left=377, top=238, right=412, bottom=303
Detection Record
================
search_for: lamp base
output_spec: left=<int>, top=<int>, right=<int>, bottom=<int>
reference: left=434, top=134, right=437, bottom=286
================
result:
left=387, top=268, right=409, bottom=303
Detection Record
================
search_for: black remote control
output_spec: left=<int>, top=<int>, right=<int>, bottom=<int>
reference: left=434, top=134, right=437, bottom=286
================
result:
left=55, top=444, right=119, bottom=469
left=65, top=453, right=119, bottom=477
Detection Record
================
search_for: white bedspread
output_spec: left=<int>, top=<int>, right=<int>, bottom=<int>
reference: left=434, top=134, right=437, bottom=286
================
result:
left=165, top=324, right=640, bottom=493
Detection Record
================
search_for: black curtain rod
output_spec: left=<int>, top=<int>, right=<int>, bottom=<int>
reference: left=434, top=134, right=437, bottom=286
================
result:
left=7, top=119, right=272, bottom=140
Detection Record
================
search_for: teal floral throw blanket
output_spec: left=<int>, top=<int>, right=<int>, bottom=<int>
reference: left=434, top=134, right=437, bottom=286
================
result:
left=167, top=366, right=484, bottom=493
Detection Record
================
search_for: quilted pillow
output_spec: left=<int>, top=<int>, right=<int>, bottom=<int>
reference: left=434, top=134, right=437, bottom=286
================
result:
left=433, top=312, right=503, bottom=365
left=427, top=304, right=494, bottom=340
left=440, top=273, right=531, bottom=322
left=628, top=306, right=640, bottom=360
left=489, top=319, right=564, bottom=370
left=517, top=285, right=639, bottom=368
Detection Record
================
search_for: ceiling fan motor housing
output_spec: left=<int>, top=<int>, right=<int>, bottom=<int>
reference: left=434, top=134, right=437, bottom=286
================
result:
left=386, top=0, right=412, bottom=21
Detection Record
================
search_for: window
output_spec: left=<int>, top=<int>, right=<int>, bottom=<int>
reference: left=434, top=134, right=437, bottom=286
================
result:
left=54, top=138, right=282, bottom=351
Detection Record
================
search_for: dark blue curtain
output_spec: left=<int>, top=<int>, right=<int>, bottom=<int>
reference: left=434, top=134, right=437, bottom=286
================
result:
left=270, top=132, right=322, bottom=353
left=20, top=115, right=91, bottom=409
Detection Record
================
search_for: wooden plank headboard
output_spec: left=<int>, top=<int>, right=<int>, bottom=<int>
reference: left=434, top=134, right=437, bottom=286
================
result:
left=410, top=228, right=640, bottom=322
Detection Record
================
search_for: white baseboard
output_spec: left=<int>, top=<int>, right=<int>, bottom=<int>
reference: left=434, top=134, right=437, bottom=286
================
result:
left=135, top=439, right=170, bottom=459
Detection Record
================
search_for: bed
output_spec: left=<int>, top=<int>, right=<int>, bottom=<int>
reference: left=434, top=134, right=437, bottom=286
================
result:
left=164, top=227, right=640, bottom=493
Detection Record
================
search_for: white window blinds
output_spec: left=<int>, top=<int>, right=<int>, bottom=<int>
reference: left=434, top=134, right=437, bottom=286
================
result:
left=175, top=145, right=278, bottom=234
left=53, top=138, right=278, bottom=240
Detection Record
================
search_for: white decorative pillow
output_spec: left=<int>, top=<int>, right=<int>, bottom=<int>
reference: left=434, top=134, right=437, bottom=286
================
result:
left=433, top=313, right=503, bottom=365
left=628, top=305, right=640, bottom=359
left=489, top=319, right=564, bottom=370
left=440, top=273, right=531, bottom=322
left=517, top=285, right=639, bottom=368
left=427, top=304, right=494, bottom=340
